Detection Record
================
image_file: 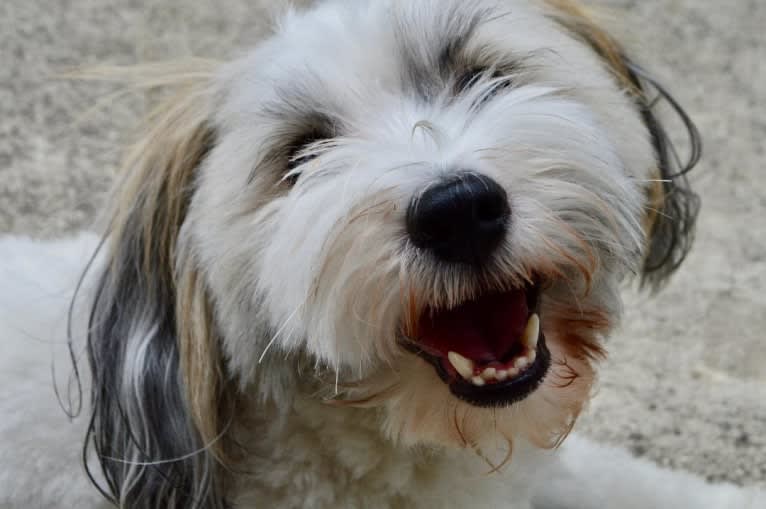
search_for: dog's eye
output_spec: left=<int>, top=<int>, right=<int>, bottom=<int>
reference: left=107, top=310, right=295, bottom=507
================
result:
left=287, top=136, right=322, bottom=170
left=287, top=146, right=317, bottom=171
left=284, top=132, right=329, bottom=185
left=455, top=68, right=487, bottom=92
left=455, top=67, right=510, bottom=102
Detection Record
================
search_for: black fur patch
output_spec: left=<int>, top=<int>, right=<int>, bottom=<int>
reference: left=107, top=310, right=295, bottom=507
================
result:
left=628, top=62, right=702, bottom=289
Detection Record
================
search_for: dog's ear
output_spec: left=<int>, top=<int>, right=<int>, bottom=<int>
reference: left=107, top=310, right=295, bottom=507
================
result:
left=628, top=64, right=701, bottom=290
left=543, top=0, right=701, bottom=290
left=83, top=63, right=233, bottom=508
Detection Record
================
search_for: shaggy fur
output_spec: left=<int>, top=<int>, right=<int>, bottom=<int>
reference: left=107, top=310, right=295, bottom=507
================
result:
left=1, top=238, right=763, bottom=509
left=0, top=1, right=762, bottom=508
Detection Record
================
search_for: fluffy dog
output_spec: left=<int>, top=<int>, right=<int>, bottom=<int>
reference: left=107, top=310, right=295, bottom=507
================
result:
left=1, top=0, right=763, bottom=508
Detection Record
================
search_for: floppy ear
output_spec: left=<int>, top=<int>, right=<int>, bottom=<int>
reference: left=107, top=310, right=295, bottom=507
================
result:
left=628, top=64, right=701, bottom=290
left=83, top=63, right=234, bottom=508
left=543, top=0, right=701, bottom=290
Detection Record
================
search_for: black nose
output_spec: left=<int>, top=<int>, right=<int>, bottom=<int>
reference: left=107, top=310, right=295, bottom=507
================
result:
left=407, top=173, right=510, bottom=264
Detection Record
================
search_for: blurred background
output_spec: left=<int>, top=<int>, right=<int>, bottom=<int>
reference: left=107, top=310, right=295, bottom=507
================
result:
left=1, top=0, right=764, bottom=487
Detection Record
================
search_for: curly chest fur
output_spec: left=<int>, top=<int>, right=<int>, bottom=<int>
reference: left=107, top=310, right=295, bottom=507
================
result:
left=229, top=397, right=544, bottom=509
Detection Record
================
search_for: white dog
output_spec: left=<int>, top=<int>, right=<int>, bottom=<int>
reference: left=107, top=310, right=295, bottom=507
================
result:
left=1, top=1, right=763, bottom=508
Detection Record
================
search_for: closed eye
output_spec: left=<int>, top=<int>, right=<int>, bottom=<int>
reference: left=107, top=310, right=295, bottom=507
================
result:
left=454, top=67, right=511, bottom=103
left=250, top=109, right=339, bottom=186
left=287, top=136, right=323, bottom=170
left=284, top=130, right=333, bottom=186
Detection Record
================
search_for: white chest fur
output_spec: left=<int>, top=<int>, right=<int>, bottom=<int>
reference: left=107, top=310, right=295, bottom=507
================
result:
left=231, top=397, right=545, bottom=509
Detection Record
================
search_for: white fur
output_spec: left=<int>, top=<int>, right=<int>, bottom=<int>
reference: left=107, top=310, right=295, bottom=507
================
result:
left=0, top=234, right=762, bottom=508
left=0, top=234, right=107, bottom=508
left=2, top=0, right=764, bottom=507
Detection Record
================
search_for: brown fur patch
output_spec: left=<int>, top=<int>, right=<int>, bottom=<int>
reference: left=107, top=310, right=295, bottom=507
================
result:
left=641, top=171, right=666, bottom=239
left=543, top=0, right=637, bottom=92
left=177, top=264, right=237, bottom=465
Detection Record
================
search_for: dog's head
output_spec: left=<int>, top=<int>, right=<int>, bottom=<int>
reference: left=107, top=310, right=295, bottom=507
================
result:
left=81, top=0, right=699, bottom=506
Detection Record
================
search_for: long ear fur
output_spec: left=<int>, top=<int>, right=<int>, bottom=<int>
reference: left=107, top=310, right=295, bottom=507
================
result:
left=81, top=62, right=233, bottom=508
left=543, top=0, right=701, bottom=289
left=627, top=63, right=701, bottom=289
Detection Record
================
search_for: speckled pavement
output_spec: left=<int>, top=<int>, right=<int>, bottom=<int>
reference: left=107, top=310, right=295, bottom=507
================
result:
left=1, top=0, right=764, bottom=487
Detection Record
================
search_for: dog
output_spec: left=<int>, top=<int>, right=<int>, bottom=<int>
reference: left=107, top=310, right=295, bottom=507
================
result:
left=1, top=0, right=764, bottom=507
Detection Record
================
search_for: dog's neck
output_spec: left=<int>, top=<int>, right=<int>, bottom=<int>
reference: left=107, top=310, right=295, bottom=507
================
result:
left=228, top=362, right=547, bottom=508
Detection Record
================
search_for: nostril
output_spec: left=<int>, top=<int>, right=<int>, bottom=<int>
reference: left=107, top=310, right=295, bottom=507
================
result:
left=407, top=173, right=510, bottom=264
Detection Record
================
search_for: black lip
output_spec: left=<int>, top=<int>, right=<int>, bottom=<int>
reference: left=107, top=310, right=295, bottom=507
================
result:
left=431, top=333, right=550, bottom=408
left=400, top=327, right=551, bottom=408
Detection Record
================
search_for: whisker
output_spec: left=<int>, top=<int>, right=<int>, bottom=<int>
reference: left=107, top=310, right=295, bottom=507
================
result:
left=258, top=306, right=301, bottom=364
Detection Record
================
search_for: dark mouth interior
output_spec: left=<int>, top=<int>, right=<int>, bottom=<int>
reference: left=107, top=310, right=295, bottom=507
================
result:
left=406, top=283, right=550, bottom=408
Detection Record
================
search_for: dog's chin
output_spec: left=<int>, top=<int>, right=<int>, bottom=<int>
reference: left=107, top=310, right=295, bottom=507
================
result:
left=402, top=282, right=551, bottom=408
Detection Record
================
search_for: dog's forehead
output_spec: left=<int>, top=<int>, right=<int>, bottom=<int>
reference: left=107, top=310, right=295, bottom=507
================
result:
left=218, top=0, right=580, bottom=114
left=277, top=0, right=554, bottom=75
left=275, top=0, right=503, bottom=59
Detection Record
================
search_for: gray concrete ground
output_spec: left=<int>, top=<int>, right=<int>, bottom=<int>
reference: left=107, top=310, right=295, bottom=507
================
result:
left=1, top=0, right=764, bottom=488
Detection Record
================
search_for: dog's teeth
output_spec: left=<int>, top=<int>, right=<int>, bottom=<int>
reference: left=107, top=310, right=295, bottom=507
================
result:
left=514, top=357, right=529, bottom=370
left=527, top=349, right=537, bottom=363
left=522, top=313, right=540, bottom=350
left=448, top=351, right=475, bottom=380
left=481, top=367, right=497, bottom=381
left=507, top=367, right=520, bottom=377
left=471, top=376, right=486, bottom=387
left=496, top=369, right=508, bottom=381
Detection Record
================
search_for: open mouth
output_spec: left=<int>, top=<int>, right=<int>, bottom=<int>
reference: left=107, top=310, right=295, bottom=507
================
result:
left=405, top=283, right=550, bottom=408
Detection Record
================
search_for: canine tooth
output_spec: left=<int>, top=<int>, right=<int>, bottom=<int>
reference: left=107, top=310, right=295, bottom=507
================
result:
left=481, top=367, right=497, bottom=380
left=527, top=349, right=537, bottom=363
left=496, top=369, right=508, bottom=381
left=522, top=313, right=540, bottom=349
left=514, top=357, right=529, bottom=370
left=471, top=376, right=486, bottom=386
left=448, top=351, right=475, bottom=379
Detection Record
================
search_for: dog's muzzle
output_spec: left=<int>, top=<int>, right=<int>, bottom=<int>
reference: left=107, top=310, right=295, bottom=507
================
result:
left=404, top=173, right=550, bottom=407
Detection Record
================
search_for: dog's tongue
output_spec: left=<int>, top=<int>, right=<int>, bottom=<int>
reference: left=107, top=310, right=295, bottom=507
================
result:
left=418, top=290, right=529, bottom=363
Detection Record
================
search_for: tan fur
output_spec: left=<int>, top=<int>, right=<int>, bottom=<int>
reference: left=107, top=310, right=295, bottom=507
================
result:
left=177, top=264, right=237, bottom=466
left=543, top=0, right=637, bottom=92
left=641, top=175, right=666, bottom=240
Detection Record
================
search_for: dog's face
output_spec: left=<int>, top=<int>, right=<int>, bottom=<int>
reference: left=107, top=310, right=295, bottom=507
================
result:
left=85, top=0, right=698, bottom=505
left=189, top=0, right=652, bottom=447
